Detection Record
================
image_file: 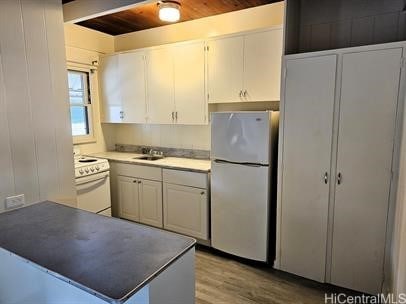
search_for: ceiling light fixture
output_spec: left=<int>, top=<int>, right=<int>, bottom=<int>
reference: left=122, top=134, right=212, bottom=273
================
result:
left=158, top=1, right=181, bottom=23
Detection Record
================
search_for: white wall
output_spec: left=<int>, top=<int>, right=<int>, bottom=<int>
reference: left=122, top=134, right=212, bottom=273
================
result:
left=111, top=2, right=284, bottom=150
left=65, top=23, right=114, bottom=54
left=0, top=0, right=76, bottom=212
left=115, top=124, right=211, bottom=150
left=392, top=93, right=406, bottom=296
left=64, top=24, right=116, bottom=154
left=114, top=2, right=285, bottom=51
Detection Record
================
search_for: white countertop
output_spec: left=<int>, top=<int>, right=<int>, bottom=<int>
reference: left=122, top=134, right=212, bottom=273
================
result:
left=88, top=151, right=211, bottom=173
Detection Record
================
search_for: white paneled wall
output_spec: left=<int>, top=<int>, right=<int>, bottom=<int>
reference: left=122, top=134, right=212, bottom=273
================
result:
left=0, top=0, right=76, bottom=212
left=114, top=124, right=211, bottom=150
left=297, top=0, right=406, bottom=53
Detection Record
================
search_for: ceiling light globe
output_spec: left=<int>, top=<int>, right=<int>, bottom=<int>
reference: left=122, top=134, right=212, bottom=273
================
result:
left=159, top=2, right=180, bottom=22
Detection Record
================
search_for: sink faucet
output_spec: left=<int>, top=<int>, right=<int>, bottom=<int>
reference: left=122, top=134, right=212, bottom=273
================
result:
left=146, top=148, right=164, bottom=157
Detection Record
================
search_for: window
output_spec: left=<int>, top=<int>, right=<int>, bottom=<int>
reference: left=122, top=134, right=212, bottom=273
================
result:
left=68, top=70, right=94, bottom=143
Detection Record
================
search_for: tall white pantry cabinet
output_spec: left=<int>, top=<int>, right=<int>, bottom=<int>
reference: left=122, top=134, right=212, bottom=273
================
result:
left=276, top=43, right=406, bottom=294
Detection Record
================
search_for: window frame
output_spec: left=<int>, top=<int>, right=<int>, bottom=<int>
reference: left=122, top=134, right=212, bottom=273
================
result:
left=67, top=66, right=96, bottom=144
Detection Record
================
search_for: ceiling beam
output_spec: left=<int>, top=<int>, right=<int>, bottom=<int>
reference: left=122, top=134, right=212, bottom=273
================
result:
left=63, top=0, right=154, bottom=23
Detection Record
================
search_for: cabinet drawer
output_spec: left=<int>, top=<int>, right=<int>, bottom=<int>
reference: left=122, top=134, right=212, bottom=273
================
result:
left=163, top=169, right=207, bottom=188
left=115, top=162, right=162, bottom=181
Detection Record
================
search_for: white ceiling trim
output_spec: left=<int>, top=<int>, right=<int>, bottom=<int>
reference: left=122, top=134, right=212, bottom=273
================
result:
left=63, top=0, right=155, bottom=23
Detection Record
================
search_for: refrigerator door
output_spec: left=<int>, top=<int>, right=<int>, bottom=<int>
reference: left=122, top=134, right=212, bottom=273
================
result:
left=211, top=160, right=269, bottom=261
left=211, top=112, right=271, bottom=164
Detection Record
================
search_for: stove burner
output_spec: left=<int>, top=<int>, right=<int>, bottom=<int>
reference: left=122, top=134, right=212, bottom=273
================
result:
left=78, top=159, right=97, bottom=163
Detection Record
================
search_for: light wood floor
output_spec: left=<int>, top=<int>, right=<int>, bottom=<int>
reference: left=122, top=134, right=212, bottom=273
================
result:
left=195, top=247, right=349, bottom=304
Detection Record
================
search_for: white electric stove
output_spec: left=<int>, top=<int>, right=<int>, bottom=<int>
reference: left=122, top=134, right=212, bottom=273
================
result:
left=74, top=155, right=112, bottom=216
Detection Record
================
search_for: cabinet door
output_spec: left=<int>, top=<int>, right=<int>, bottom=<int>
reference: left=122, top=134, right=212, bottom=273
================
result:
left=243, top=28, right=283, bottom=102
left=139, top=179, right=163, bottom=228
left=173, top=41, right=206, bottom=125
left=163, top=183, right=208, bottom=240
left=280, top=55, right=337, bottom=282
left=99, top=55, right=123, bottom=123
left=146, top=47, right=175, bottom=124
left=207, top=36, right=244, bottom=103
left=118, top=175, right=139, bottom=221
left=118, top=51, right=147, bottom=123
left=331, top=48, right=402, bottom=294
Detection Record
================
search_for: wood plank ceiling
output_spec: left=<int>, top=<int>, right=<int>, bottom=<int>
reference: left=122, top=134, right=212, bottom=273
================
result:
left=64, top=0, right=280, bottom=35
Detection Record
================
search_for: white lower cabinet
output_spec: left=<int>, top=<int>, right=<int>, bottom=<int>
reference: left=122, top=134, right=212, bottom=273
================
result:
left=163, top=183, right=208, bottom=240
left=118, top=176, right=140, bottom=222
left=139, top=179, right=163, bottom=228
left=115, top=163, right=163, bottom=228
left=112, top=163, right=209, bottom=238
left=118, top=175, right=163, bottom=228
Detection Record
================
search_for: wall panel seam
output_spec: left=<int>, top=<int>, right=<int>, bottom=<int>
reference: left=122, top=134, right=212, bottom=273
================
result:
left=20, top=0, right=41, bottom=201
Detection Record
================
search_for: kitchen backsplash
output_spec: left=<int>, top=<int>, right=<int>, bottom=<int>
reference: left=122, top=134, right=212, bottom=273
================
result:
left=115, top=144, right=210, bottom=160
left=113, top=124, right=211, bottom=150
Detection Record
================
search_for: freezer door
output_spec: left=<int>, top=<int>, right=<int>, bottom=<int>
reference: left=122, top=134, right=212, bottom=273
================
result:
left=211, top=112, right=271, bottom=164
left=211, top=160, right=270, bottom=261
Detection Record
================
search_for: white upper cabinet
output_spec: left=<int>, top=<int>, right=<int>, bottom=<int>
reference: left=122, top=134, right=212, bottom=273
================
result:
left=146, top=47, right=175, bottom=124
left=207, top=27, right=283, bottom=103
left=207, top=36, right=244, bottom=103
left=173, top=41, right=206, bottom=125
left=244, top=29, right=283, bottom=102
left=100, top=52, right=147, bottom=123
left=100, top=55, right=123, bottom=123
left=118, top=51, right=147, bottom=123
left=100, top=27, right=281, bottom=124
left=146, top=41, right=207, bottom=125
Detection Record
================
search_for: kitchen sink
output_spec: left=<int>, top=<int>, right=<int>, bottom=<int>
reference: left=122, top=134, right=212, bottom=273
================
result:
left=134, top=155, right=164, bottom=161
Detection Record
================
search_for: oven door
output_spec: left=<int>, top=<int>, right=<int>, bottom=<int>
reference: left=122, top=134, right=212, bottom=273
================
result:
left=75, top=171, right=111, bottom=214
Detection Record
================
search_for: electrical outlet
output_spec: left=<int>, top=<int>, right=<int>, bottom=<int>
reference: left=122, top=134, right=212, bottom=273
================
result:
left=5, top=194, right=25, bottom=210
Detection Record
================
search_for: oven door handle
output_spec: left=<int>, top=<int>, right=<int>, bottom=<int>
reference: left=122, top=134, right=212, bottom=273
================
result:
left=75, top=172, right=109, bottom=187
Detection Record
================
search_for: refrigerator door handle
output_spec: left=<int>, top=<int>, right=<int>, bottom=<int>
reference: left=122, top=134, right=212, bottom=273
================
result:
left=213, top=159, right=266, bottom=167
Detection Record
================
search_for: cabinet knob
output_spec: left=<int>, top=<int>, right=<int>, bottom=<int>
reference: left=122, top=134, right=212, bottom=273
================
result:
left=133, top=180, right=137, bottom=183
left=323, top=172, right=328, bottom=184
left=337, top=172, right=342, bottom=185
left=239, top=90, right=243, bottom=97
left=200, top=191, right=205, bottom=195
left=243, top=90, right=247, bottom=97
left=138, top=181, right=142, bottom=184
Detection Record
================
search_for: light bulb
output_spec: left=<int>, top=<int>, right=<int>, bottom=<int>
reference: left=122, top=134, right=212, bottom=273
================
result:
left=158, top=1, right=180, bottom=23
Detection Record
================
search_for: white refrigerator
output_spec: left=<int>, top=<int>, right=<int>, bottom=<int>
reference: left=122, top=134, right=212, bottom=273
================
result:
left=211, top=111, right=279, bottom=262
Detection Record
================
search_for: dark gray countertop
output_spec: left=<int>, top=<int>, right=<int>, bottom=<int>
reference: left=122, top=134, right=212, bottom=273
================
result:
left=0, top=201, right=196, bottom=303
